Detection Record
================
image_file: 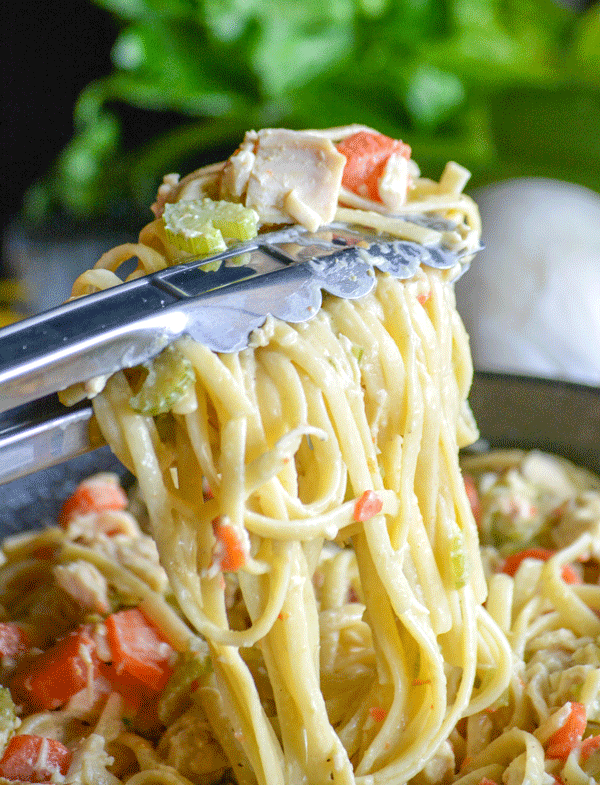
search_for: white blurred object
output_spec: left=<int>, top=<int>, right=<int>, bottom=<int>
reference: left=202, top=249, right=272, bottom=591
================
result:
left=455, top=178, right=600, bottom=386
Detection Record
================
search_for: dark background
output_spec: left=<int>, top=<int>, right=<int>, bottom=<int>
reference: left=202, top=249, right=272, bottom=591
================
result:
left=3, top=0, right=597, bottom=281
left=2, top=1, right=116, bottom=242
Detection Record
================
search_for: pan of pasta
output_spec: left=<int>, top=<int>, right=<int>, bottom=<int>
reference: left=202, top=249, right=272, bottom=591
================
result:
left=0, top=125, right=598, bottom=785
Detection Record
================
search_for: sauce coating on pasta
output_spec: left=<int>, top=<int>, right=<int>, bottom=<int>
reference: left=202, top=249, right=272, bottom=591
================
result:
left=4, top=127, right=590, bottom=785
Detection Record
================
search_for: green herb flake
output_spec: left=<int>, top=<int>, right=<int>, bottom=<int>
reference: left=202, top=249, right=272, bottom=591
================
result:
left=450, top=530, right=468, bottom=589
left=351, top=344, right=364, bottom=364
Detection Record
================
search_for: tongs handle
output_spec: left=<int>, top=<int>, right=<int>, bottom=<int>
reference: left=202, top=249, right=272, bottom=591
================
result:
left=0, top=252, right=259, bottom=414
left=0, top=394, right=98, bottom=486
left=0, top=219, right=474, bottom=484
left=0, top=226, right=448, bottom=414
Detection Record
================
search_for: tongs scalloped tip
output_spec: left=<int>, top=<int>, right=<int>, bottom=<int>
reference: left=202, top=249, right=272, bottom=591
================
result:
left=0, top=219, right=478, bottom=484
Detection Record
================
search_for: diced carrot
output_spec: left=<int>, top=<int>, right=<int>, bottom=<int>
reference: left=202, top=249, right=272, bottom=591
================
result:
left=459, top=755, right=471, bottom=771
left=104, top=607, right=174, bottom=692
left=32, top=545, right=58, bottom=561
left=212, top=517, right=247, bottom=572
left=463, top=474, right=481, bottom=527
left=581, top=733, right=600, bottom=762
left=353, top=491, right=383, bottom=522
left=0, top=623, right=29, bottom=657
left=336, top=131, right=411, bottom=202
left=59, top=475, right=128, bottom=527
left=347, top=585, right=360, bottom=603
left=98, top=660, right=156, bottom=716
left=0, top=735, right=72, bottom=782
left=545, top=702, right=587, bottom=759
left=369, top=706, right=388, bottom=722
left=202, top=477, right=214, bottom=501
left=9, top=628, right=98, bottom=712
left=502, top=548, right=581, bottom=584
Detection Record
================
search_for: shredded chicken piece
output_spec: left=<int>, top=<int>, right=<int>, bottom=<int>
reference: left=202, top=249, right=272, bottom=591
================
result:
left=220, top=135, right=256, bottom=201
left=151, top=173, right=181, bottom=219
left=65, top=509, right=141, bottom=542
left=111, top=535, right=168, bottom=593
left=378, top=153, right=410, bottom=210
left=53, top=560, right=110, bottom=614
left=221, top=128, right=346, bottom=231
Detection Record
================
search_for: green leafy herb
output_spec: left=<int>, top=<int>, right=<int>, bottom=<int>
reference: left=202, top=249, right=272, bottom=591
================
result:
left=25, top=0, right=600, bottom=223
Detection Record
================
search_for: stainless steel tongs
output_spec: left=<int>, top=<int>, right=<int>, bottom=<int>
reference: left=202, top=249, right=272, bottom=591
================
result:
left=0, top=220, right=474, bottom=485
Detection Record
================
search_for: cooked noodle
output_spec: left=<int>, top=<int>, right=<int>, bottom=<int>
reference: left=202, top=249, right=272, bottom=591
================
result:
left=3, top=126, right=596, bottom=785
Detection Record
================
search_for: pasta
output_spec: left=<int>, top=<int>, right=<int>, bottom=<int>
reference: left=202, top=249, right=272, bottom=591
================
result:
left=1, top=125, right=594, bottom=785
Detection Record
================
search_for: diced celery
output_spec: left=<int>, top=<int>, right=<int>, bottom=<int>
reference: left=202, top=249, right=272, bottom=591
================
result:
left=450, top=531, right=468, bottom=589
left=162, top=198, right=258, bottom=256
left=164, top=223, right=226, bottom=258
left=351, top=344, right=364, bottom=364
left=197, top=198, right=259, bottom=240
left=228, top=252, right=252, bottom=267
left=130, top=345, right=195, bottom=416
left=199, top=258, right=224, bottom=273
left=157, top=648, right=213, bottom=725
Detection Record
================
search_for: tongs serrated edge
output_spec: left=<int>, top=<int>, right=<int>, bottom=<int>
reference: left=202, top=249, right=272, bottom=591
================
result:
left=0, top=221, right=476, bottom=484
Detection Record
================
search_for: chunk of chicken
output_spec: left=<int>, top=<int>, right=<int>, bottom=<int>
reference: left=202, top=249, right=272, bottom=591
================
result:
left=378, top=153, right=410, bottom=210
left=221, top=128, right=346, bottom=231
left=220, top=132, right=257, bottom=201
left=53, top=560, right=110, bottom=614
left=151, top=173, right=181, bottom=219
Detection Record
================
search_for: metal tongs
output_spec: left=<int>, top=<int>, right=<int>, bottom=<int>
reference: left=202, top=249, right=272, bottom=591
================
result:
left=0, top=220, right=474, bottom=485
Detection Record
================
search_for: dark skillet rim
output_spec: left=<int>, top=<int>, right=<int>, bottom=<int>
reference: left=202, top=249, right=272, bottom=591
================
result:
left=468, top=370, right=600, bottom=474
left=1, top=371, right=600, bottom=536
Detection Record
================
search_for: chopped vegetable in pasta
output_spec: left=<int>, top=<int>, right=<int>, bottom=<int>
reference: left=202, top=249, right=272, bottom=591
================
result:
left=3, top=125, right=592, bottom=785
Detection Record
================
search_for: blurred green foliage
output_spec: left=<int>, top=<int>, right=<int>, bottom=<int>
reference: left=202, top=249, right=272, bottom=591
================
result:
left=25, top=0, right=600, bottom=223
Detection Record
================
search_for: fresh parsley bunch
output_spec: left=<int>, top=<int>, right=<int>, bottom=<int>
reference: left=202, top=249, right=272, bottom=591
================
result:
left=26, top=0, right=600, bottom=222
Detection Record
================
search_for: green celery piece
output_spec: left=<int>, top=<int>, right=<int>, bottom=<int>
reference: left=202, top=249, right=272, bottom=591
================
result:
left=195, top=199, right=259, bottom=240
left=130, top=345, right=195, bottom=416
left=163, top=200, right=227, bottom=255
left=165, top=224, right=227, bottom=256
left=351, top=345, right=364, bottom=364
left=450, top=531, right=468, bottom=589
left=0, top=688, right=19, bottom=748
left=157, top=648, right=213, bottom=725
left=163, top=198, right=258, bottom=251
